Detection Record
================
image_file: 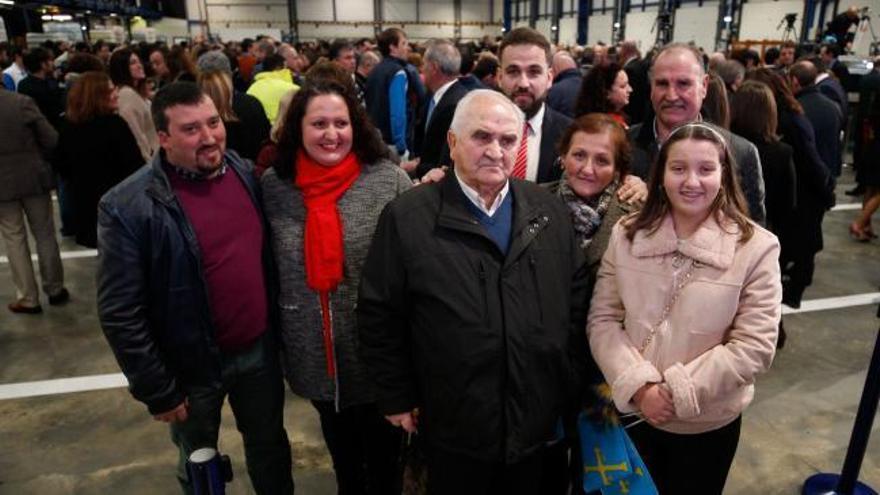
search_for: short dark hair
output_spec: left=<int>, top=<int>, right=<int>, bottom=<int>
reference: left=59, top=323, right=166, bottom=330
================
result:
left=23, top=47, right=51, bottom=73
left=377, top=28, right=405, bottom=57
left=67, top=53, right=104, bottom=74
left=790, top=60, right=818, bottom=87
left=262, top=53, right=285, bottom=72
left=241, top=38, right=254, bottom=52
left=764, top=47, right=780, bottom=65
left=329, top=39, right=354, bottom=60
left=471, top=57, right=498, bottom=79
left=151, top=81, right=207, bottom=133
left=498, top=27, right=551, bottom=65
left=821, top=43, right=842, bottom=58
left=274, top=78, right=388, bottom=180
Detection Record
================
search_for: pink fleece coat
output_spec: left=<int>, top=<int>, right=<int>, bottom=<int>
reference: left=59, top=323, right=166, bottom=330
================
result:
left=587, top=213, right=782, bottom=434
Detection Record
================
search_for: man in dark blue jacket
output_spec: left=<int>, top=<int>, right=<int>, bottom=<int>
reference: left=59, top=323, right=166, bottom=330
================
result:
left=365, top=28, right=425, bottom=160
left=96, top=82, right=293, bottom=494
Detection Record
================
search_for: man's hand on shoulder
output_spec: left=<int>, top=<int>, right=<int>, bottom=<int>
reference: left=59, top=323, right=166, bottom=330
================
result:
left=617, top=175, right=647, bottom=205
left=418, top=166, right=448, bottom=185
left=153, top=400, right=189, bottom=423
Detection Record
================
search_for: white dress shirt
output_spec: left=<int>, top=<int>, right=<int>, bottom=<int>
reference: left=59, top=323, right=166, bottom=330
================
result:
left=524, top=104, right=545, bottom=182
left=454, top=169, right=510, bottom=217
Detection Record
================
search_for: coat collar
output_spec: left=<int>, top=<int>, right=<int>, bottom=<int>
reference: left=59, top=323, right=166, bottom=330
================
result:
left=437, top=175, right=549, bottom=263
left=630, top=213, right=738, bottom=270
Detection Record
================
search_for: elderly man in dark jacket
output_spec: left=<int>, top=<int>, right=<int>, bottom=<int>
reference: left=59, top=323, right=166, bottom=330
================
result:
left=791, top=60, right=844, bottom=178
left=628, top=43, right=767, bottom=224
left=96, top=82, right=292, bottom=494
left=358, top=89, right=591, bottom=494
left=0, top=89, right=67, bottom=314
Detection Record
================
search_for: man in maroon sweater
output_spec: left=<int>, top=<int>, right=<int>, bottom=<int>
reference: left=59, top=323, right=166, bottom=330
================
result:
left=96, top=82, right=293, bottom=494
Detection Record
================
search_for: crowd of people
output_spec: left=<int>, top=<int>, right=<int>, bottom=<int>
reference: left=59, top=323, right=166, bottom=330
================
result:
left=0, top=24, right=875, bottom=494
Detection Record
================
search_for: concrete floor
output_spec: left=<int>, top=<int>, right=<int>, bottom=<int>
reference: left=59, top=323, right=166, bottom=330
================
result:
left=0, top=167, right=878, bottom=495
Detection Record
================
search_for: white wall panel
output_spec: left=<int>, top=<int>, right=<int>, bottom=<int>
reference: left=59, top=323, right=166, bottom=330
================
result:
left=624, top=8, right=657, bottom=51
left=151, top=18, right=191, bottom=38
left=514, top=20, right=530, bottom=28
left=213, top=27, right=284, bottom=41
left=673, top=4, right=718, bottom=52
left=461, top=1, right=491, bottom=22
left=337, top=0, right=373, bottom=22
left=185, top=0, right=206, bottom=21
left=296, top=0, right=334, bottom=21
left=494, top=0, right=503, bottom=22
left=535, top=18, right=552, bottom=39
left=558, top=16, right=578, bottom=46
left=588, top=13, right=612, bottom=44
left=402, top=24, right=455, bottom=39
left=421, top=0, right=455, bottom=21
left=207, top=4, right=288, bottom=23
left=461, top=24, right=502, bottom=40
left=296, top=23, right=376, bottom=39
left=738, top=0, right=803, bottom=40
left=385, top=0, right=417, bottom=21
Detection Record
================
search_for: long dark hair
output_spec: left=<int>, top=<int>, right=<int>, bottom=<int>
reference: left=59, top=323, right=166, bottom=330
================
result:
left=575, top=62, right=624, bottom=117
left=109, top=48, right=147, bottom=97
left=745, top=68, right=803, bottom=115
left=273, top=78, right=388, bottom=180
left=624, top=122, right=754, bottom=243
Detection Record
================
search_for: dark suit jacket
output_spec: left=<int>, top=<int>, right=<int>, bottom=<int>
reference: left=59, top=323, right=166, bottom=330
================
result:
left=536, top=105, right=572, bottom=184
left=628, top=120, right=766, bottom=224
left=798, top=86, right=843, bottom=177
left=816, top=75, right=848, bottom=128
left=546, top=68, right=582, bottom=118
left=739, top=133, right=796, bottom=236
left=414, top=80, right=471, bottom=177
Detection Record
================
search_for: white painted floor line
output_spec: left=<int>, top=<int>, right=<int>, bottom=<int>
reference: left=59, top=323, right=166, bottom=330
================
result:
left=0, top=373, right=127, bottom=401
left=832, top=203, right=863, bottom=211
left=0, top=292, right=876, bottom=401
left=782, top=292, right=880, bottom=315
left=0, top=249, right=98, bottom=264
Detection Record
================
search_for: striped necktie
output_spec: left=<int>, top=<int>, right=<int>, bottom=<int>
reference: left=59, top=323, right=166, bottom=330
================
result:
left=512, top=121, right=530, bottom=179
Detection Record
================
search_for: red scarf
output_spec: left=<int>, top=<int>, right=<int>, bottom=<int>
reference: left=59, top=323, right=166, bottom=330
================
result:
left=295, top=149, right=361, bottom=378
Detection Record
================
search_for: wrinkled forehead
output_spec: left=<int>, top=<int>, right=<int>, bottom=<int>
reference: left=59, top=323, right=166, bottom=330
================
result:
left=652, top=48, right=704, bottom=80
left=462, top=100, right=521, bottom=134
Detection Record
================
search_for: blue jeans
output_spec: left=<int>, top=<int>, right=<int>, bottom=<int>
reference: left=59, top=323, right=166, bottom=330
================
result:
left=170, top=333, right=293, bottom=494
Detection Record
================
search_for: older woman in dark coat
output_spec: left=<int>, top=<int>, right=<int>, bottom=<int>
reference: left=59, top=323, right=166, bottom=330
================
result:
left=261, top=73, right=411, bottom=493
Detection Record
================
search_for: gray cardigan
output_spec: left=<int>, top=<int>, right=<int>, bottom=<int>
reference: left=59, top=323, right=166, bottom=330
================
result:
left=261, top=159, right=412, bottom=407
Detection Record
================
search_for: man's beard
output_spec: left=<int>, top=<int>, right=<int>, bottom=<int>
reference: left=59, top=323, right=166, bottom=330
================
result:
left=511, top=92, right=545, bottom=120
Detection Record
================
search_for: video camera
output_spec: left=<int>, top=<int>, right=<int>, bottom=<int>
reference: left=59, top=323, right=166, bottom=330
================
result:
left=778, top=12, right=798, bottom=30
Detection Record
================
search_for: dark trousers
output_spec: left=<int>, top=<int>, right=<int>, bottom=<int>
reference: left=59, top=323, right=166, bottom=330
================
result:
left=170, top=334, right=293, bottom=495
left=782, top=251, right=817, bottom=306
left=312, top=400, right=402, bottom=495
left=427, top=447, right=548, bottom=495
left=627, top=416, right=741, bottom=495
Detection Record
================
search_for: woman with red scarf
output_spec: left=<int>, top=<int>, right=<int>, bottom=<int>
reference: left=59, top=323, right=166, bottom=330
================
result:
left=261, top=75, right=413, bottom=492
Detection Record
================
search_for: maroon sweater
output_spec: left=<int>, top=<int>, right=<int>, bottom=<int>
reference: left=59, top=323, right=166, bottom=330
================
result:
left=167, top=167, right=267, bottom=352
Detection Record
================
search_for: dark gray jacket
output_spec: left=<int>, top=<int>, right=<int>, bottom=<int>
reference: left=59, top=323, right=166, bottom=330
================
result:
left=0, top=90, right=57, bottom=201
left=261, top=160, right=412, bottom=407
left=628, top=120, right=767, bottom=225
left=357, top=176, right=591, bottom=463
